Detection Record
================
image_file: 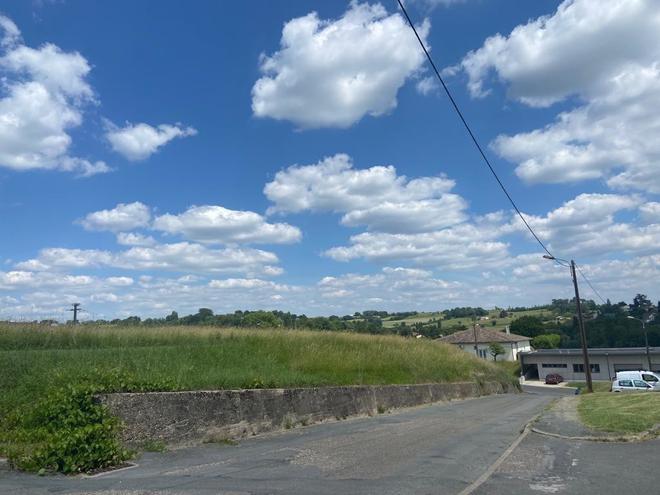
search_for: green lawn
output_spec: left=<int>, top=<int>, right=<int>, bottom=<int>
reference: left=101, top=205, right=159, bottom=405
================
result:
left=568, top=381, right=612, bottom=393
left=578, top=392, right=660, bottom=434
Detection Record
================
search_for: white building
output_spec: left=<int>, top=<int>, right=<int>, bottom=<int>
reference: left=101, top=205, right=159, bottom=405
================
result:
left=520, top=347, right=660, bottom=382
left=439, top=325, right=532, bottom=361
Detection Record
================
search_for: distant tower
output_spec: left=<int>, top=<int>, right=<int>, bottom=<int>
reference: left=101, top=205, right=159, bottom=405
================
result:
left=68, top=303, right=82, bottom=324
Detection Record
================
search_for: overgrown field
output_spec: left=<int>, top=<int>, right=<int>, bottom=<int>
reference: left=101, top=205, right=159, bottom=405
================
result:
left=0, top=324, right=516, bottom=472
left=578, top=392, right=660, bottom=434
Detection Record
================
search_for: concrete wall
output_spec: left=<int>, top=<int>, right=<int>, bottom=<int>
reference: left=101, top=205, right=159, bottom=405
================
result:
left=97, top=381, right=516, bottom=448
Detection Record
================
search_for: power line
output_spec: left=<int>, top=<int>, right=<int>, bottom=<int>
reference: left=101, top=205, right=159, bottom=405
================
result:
left=575, top=264, right=607, bottom=304
left=396, top=0, right=555, bottom=260
left=396, top=1, right=614, bottom=305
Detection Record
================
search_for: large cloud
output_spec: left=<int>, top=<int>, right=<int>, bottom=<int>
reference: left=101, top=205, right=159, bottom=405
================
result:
left=265, top=154, right=466, bottom=233
left=454, top=0, right=660, bottom=191
left=15, top=242, right=282, bottom=277
left=325, top=223, right=511, bottom=269
left=252, top=1, right=429, bottom=128
left=0, top=16, right=109, bottom=176
left=153, top=205, right=301, bottom=244
left=80, top=202, right=152, bottom=232
left=105, top=121, right=197, bottom=161
left=518, top=193, right=660, bottom=257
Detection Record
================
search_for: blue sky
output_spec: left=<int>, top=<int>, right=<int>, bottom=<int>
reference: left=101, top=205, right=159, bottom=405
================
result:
left=1, top=0, right=659, bottom=320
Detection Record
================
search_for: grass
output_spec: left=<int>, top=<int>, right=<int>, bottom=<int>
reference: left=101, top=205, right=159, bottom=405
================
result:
left=578, top=392, right=660, bottom=434
left=0, top=324, right=516, bottom=464
left=382, top=308, right=555, bottom=331
left=568, top=381, right=612, bottom=393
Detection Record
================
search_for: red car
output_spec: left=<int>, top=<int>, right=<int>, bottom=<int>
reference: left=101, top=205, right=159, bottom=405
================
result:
left=545, top=373, right=564, bottom=385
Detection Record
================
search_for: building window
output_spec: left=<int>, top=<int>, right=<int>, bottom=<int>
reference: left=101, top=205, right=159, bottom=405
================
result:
left=572, top=364, right=600, bottom=373
left=541, top=363, right=568, bottom=368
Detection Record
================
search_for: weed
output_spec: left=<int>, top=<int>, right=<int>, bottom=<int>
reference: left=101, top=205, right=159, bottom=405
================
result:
left=141, top=440, right=167, bottom=453
left=203, top=436, right=238, bottom=446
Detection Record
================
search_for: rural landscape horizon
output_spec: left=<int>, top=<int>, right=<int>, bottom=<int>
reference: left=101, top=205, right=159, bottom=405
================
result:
left=2, top=1, right=660, bottom=493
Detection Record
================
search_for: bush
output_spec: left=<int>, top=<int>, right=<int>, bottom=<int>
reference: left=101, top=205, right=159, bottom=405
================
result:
left=6, top=369, right=174, bottom=474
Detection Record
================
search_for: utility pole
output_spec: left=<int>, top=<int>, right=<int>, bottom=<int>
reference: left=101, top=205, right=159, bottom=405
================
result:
left=472, top=310, right=479, bottom=359
left=543, top=256, right=594, bottom=393
left=570, top=260, right=593, bottom=393
left=68, top=303, right=82, bottom=324
left=627, top=315, right=653, bottom=371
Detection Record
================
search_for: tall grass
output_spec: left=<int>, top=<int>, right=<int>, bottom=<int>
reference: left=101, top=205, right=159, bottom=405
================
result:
left=0, top=324, right=515, bottom=417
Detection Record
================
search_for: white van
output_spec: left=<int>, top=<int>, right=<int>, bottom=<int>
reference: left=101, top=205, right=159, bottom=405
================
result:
left=615, top=370, right=660, bottom=387
left=611, top=379, right=655, bottom=392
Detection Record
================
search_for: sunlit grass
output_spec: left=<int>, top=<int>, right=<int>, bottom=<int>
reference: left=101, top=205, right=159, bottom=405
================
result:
left=0, top=324, right=516, bottom=418
left=578, top=392, right=660, bottom=433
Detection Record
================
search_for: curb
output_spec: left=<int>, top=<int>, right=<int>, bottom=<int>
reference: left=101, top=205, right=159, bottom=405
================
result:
left=530, top=426, right=659, bottom=443
left=0, top=457, right=9, bottom=471
left=457, top=413, right=540, bottom=495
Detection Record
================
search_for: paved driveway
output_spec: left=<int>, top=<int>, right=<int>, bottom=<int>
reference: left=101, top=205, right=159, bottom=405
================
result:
left=1, top=390, right=559, bottom=495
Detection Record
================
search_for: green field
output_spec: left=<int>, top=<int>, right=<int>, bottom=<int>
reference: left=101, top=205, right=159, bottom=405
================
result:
left=0, top=324, right=515, bottom=414
left=0, top=324, right=517, bottom=471
left=381, top=308, right=555, bottom=331
left=578, top=392, right=660, bottom=434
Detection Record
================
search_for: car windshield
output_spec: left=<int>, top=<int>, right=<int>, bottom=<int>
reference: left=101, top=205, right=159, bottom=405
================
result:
left=641, top=374, right=658, bottom=382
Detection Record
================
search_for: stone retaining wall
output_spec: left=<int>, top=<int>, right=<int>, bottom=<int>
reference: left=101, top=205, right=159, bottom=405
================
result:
left=97, top=381, right=517, bottom=447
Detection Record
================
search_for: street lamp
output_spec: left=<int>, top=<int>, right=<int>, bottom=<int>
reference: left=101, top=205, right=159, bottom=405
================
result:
left=542, top=255, right=593, bottom=393
left=627, top=315, right=653, bottom=371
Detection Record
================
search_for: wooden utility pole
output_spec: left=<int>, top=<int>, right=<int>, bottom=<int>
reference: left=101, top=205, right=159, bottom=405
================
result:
left=472, top=310, right=479, bottom=359
left=571, top=260, right=593, bottom=393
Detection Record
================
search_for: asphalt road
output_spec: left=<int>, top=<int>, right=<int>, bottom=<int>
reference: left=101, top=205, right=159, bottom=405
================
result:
left=1, top=390, right=559, bottom=495
left=474, top=429, right=660, bottom=495
left=5, top=385, right=651, bottom=495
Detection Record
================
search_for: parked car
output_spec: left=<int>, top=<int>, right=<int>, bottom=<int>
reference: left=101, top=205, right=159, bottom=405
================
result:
left=615, top=371, right=660, bottom=388
left=545, top=373, right=563, bottom=385
left=611, top=379, right=656, bottom=392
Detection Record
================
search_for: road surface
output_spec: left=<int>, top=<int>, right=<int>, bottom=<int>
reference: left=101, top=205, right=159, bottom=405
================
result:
left=5, top=385, right=651, bottom=495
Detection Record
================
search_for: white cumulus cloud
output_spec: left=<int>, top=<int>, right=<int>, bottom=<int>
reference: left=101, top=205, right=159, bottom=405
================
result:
left=153, top=205, right=301, bottom=245
left=105, top=121, right=197, bottom=161
left=80, top=202, right=152, bottom=232
left=453, top=0, right=660, bottom=191
left=264, top=154, right=466, bottom=233
left=0, top=15, right=109, bottom=176
left=252, top=1, right=429, bottom=128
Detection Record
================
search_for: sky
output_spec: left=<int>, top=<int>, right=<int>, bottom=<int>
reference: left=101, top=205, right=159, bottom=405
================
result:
left=1, top=0, right=660, bottom=321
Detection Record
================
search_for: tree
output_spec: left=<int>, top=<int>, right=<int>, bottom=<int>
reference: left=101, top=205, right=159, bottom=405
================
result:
left=531, top=333, right=561, bottom=349
left=242, top=311, right=283, bottom=328
left=509, top=315, right=545, bottom=338
left=631, top=293, right=654, bottom=319
left=488, top=343, right=505, bottom=361
left=165, top=311, right=179, bottom=324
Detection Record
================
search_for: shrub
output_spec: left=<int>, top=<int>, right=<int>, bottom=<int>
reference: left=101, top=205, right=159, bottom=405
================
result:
left=6, top=369, right=174, bottom=474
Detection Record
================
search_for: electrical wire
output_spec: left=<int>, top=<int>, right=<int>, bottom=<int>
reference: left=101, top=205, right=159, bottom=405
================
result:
left=575, top=264, right=607, bottom=304
left=396, top=0, right=555, bottom=260
left=396, top=1, right=613, bottom=303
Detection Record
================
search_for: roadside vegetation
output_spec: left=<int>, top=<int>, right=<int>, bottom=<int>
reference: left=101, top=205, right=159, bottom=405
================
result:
left=568, top=381, right=612, bottom=393
left=577, top=393, right=660, bottom=434
left=0, top=324, right=516, bottom=473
